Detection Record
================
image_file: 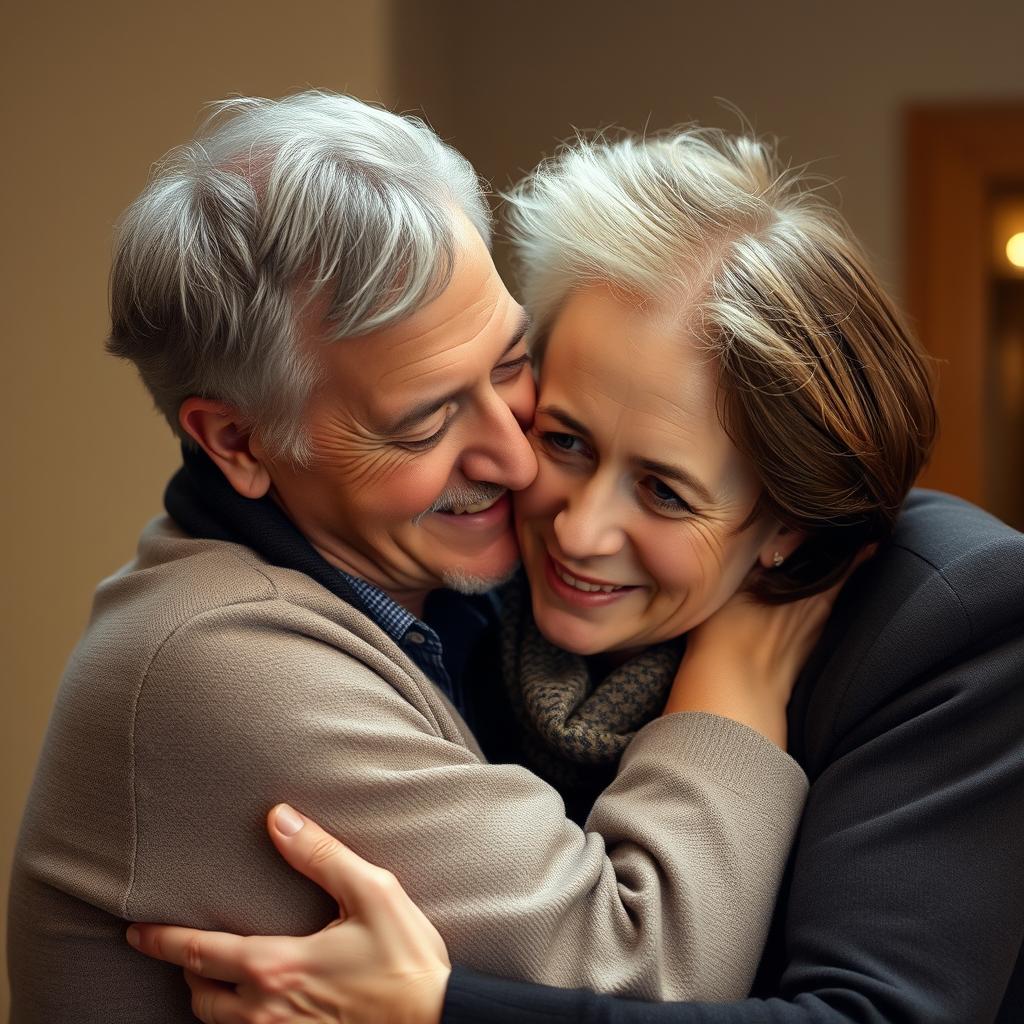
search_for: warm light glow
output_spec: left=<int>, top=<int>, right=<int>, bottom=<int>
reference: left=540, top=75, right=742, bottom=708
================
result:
left=1007, top=232, right=1024, bottom=268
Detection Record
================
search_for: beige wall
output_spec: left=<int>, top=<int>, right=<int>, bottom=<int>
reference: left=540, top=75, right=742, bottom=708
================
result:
left=395, top=0, right=1024, bottom=295
left=1, top=1, right=394, bottom=1012
left=4, top=0, right=1023, bottom=1014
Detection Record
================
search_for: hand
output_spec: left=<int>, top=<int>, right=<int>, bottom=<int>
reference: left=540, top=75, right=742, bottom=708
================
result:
left=664, top=547, right=876, bottom=747
left=127, top=805, right=451, bottom=1024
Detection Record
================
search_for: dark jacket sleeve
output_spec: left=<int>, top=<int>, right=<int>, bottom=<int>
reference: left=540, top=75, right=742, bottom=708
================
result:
left=444, top=494, right=1024, bottom=1024
left=445, top=964, right=698, bottom=1022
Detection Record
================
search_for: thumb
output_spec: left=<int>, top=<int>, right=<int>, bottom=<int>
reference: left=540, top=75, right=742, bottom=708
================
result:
left=266, top=804, right=374, bottom=918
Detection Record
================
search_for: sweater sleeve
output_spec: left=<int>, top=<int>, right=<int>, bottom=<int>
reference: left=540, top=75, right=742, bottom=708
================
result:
left=444, top=562, right=1024, bottom=1023
left=126, top=597, right=807, bottom=1004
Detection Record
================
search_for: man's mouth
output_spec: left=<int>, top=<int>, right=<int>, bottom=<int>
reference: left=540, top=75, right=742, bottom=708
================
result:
left=442, top=493, right=505, bottom=515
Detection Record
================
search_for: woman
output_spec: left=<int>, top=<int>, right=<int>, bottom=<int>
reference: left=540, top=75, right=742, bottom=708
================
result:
left=130, top=129, right=1024, bottom=1021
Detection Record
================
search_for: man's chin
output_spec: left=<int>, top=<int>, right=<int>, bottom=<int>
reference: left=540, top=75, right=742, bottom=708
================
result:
left=440, top=561, right=521, bottom=595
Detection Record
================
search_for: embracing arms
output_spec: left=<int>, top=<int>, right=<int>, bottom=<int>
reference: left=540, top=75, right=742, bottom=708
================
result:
left=442, top=532, right=1024, bottom=1022
left=109, top=584, right=808, bottom=1005
left=441, top=579, right=1024, bottom=1023
left=133, top=587, right=1024, bottom=1024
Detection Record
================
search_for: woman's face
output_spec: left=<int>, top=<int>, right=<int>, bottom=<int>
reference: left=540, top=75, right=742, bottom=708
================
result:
left=515, top=286, right=781, bottom=656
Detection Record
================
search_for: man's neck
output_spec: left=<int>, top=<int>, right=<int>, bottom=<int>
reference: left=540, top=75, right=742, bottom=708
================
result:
left=267, top=489, right=430, bottom=618
left=308, top=536, right=428, bottom=617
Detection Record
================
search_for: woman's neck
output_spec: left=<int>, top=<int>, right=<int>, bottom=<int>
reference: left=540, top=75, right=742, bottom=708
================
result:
left=584, top=646, right=644, bottom=680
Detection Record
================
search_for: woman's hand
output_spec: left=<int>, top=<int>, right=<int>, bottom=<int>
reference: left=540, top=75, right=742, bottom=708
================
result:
left=664, top=550, right=875, bottom=748
left=127, top=805, right=451, bottom=1024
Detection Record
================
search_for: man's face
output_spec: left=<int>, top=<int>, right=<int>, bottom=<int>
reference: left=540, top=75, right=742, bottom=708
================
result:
left=263, top=215, right=537, bottom=614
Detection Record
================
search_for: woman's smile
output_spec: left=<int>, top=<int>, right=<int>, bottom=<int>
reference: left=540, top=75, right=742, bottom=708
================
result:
left=515, top=285, right=779, bottom=656
left=543, top=551, right=642, bottom=606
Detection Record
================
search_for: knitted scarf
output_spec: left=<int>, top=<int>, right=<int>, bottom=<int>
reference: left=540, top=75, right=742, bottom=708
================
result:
left=499, top=573, right=685, bottom=820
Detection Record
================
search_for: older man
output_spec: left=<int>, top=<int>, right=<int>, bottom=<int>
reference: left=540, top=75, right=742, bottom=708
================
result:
left=7, top=93, right=807, bottom=1022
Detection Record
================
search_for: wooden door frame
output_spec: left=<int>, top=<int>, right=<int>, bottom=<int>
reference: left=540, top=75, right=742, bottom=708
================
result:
left=905, top=104, right=1024, bottom=504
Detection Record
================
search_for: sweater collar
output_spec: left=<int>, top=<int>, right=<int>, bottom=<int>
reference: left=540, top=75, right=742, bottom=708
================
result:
left=161, top=445, right=493, bottom=714
left=163, top=443, right=361, bottom=604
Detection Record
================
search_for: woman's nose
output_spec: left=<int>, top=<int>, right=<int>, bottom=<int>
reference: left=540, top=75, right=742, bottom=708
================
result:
left=552, top=484, right=625, bottom=560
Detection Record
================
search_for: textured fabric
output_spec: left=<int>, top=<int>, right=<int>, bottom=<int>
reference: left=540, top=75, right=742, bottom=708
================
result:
left=442, top=490, right=1024, bottom=1024
left=164, top=444, right=460, bottom=705
left=347, top=574, right=454, bottom=701
left=500, top=573, right=684, bottom=818
left=8, top=516, right=808, bottom=1023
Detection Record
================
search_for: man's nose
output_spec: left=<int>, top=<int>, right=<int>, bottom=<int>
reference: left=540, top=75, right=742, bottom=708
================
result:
left=461, top=385, right=538, bottom=491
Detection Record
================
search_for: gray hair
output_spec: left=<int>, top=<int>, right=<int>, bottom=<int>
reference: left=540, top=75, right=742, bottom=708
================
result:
left=505, top=129, right=935, bottom=600
left=504, top=129, right=826, bottom=357
left=108, top=90, right=491, bottom=463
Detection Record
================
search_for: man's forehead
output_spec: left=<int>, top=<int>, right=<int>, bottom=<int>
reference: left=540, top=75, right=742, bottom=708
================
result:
left=310, top=209, right=525, bottom=421
left=318, top=302, right=528, bottom=434
left=353, top=299, right=524, bottom=386
left=376, top=303, right=502, bottom=382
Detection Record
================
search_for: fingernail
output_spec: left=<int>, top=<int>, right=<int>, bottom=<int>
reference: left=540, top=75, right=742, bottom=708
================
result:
left=126, top=926, right=141, bottom=948
left=274, top=804, right=305, bottom=836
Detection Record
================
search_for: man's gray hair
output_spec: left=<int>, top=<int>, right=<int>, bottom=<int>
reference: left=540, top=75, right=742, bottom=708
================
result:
left=108, top=91, right=491, bottom=463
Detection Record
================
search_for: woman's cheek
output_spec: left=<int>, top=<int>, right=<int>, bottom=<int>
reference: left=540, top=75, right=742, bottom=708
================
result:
left=640, top=527, right=721, bottom=614
left=704, top=533, right=764, bottom=606
left=514, top=456, right=566, bottom=523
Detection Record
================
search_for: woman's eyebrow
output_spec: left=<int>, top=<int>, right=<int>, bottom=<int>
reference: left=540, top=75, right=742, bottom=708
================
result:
left=539, top=405, right=593, bottom=439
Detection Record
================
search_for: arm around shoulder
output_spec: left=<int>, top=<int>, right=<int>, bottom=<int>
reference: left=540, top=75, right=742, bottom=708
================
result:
left=442, top=525, right=1024, bottom=1022
left=130, top=596, right=806, bottom=1002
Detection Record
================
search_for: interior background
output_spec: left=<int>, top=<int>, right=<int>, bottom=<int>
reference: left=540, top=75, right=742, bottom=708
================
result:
left=4, top=0, right=1023, bottom=1010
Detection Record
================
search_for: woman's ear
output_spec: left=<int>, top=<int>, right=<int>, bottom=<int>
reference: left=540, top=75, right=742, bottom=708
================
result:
left=757, top=525, right=807, bottom=570
left=178, top=398, right=272, bottom=500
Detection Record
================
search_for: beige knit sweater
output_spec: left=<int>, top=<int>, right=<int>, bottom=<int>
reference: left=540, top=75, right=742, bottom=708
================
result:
left=8, top=518, right=808, bottom=1022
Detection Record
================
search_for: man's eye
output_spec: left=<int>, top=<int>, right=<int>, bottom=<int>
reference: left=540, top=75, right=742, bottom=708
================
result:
left=399, top=420, right=452, bottom=452
left=639, top=476, right=692, bottom=514
left=492, top=355, right=531, bottom=383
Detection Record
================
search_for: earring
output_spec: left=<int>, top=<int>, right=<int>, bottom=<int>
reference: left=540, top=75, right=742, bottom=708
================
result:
left=772, top=551, right=785, bottom=568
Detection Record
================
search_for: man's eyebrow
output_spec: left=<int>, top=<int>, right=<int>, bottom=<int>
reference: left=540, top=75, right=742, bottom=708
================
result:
left=384, top=311, right=532, bottom=435
left=539, top=404, right=716, bottom=507
left=506, top=309, right=531, bottom=354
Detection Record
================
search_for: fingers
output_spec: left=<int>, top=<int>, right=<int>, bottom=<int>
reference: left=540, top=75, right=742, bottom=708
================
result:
left=266, top=804, right=389, bottom=919
left=184, top=972, right=247, bottom=1024
left=127, top=924, right=249, bottom=984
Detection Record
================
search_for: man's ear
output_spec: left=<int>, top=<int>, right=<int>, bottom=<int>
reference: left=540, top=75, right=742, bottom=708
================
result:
left=757, top=524, right=807, bottom=570
left=178, top=398, right=272, bottom=500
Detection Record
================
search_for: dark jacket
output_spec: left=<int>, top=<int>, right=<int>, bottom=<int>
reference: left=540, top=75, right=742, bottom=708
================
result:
left=445, top=490, right=1024, bottom=1024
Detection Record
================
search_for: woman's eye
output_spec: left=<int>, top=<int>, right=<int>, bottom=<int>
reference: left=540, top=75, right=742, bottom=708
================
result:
left=541, top=431, right=586, bottom=455
left=640, top=476, right=692, bottom=514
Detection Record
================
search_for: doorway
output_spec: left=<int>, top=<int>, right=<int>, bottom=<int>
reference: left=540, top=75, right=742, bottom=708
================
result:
left=905, top=104, right=1024, bottom=529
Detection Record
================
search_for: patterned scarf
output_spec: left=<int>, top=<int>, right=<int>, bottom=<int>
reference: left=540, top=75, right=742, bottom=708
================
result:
left=499, top=574, right=685, bottom=821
